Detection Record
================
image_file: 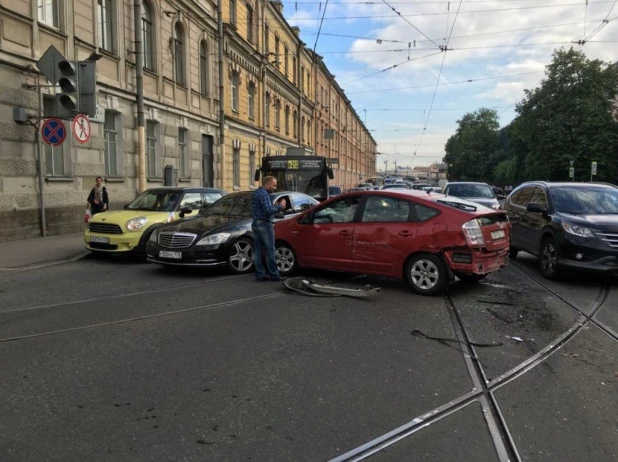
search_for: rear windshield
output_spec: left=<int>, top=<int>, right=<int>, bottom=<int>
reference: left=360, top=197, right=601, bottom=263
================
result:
left=551, top=187, right=618, bottom=214
left=127, top=190, right=180, bottom=211
left=447, top=184, right=494, bottom=198
left=329, top=186, right=342, bottom=195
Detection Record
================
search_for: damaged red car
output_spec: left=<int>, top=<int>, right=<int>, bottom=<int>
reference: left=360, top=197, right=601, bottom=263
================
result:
left=273, top=190, right=511, bottom=295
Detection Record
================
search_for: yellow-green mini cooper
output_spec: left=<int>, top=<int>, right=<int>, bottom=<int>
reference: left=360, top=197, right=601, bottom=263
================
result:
left=84, top=187, right=226, bottom=256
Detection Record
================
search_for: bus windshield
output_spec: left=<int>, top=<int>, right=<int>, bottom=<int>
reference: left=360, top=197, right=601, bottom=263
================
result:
left=265, top=169, right=327, bottom=200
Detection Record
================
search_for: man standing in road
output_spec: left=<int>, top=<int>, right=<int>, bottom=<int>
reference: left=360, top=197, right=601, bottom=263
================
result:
left=252, top=176, right=286, bottom=282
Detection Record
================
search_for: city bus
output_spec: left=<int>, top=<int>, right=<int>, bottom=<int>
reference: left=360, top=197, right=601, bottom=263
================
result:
left=254, top=155, right=334, bottom=202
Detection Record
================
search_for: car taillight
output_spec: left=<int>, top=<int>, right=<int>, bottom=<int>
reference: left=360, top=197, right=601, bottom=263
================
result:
left=462, top=219, right=485, bottom=246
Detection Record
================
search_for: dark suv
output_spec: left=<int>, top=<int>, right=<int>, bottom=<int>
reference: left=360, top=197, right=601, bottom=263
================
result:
left=505, top=181, right=618, bottom=279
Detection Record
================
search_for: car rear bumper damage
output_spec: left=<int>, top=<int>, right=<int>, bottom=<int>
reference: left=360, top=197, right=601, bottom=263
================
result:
left=443, top=248, right=509, bottom=275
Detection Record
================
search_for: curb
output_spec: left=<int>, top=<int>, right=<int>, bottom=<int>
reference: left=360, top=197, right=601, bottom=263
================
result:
left=0, top=251, right=90, bottom=272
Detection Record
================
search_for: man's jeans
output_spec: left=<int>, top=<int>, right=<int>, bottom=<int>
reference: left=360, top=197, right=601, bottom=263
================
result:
left=252, top=220, right=280, bottom=280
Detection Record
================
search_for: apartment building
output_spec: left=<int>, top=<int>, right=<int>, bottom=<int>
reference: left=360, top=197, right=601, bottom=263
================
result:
left=0, top=0, right=220, bottom=241
left=0, top=0, right=376, bottom=241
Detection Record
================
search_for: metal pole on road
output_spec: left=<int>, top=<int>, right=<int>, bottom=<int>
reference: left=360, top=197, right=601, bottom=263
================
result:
left=134, top=0, right=146, bottom=192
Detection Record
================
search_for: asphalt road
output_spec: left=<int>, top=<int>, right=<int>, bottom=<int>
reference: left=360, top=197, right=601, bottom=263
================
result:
left=0, top=253, right=616, bottom=461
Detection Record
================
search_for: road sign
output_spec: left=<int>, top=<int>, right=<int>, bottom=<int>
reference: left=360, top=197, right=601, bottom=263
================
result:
left=591, top=161, right=597, bottom=176
left=569, top=167, right=575, bottom=179
left=37, top=45, right=65, bottom=85
left=41, top=118, right=66, bottom=146
left=72, top=114, right=91, bottom=144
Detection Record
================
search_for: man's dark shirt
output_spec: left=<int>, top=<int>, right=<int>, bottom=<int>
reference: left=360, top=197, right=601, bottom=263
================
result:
left=252, top=187, right=282, bottom=222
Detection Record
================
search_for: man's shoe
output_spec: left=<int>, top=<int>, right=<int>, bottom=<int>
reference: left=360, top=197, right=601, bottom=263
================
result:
left=271, top=277, right=286, bottom=282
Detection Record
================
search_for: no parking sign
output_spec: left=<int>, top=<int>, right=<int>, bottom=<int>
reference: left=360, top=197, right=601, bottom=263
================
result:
left=41, top=118, right=66, bottom=146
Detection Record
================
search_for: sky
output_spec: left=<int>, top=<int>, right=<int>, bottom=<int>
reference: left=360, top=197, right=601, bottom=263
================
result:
left=280, top=0, right=618, bottom=171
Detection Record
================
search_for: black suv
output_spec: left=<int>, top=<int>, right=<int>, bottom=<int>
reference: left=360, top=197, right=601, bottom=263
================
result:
left=505, top=182, right=618, bottom=279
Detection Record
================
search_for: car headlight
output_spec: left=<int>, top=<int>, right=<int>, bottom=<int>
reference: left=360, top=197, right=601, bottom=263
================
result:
left=491, top=203, right=501, bottom=210
left=126, top=217, right=148, bottom=231
left=562, top=223, right=595, bottom=238
left=196, top=233, right=230, bottom=246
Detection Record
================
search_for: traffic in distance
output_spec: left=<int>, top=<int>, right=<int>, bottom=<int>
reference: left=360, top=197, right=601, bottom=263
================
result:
left=83, top=155, right=618, bottom=295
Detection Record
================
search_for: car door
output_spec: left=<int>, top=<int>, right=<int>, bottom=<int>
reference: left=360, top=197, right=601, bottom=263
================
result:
left=352, top=195, right=417, bottom=275
left=508, top=186, right=534, bottom=251
left=527, top=187, right=550, bottom=252
left=293, top=196, right=362, bottom=270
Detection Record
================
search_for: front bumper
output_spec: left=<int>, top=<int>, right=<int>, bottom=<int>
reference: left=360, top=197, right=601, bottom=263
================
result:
left=443, top=248, right=509, bottom=275
left=145, top=241, right=230, bottom=267
left=557, top=238, right=618, bottom=273
left=84, top=230, right=143, bottom=253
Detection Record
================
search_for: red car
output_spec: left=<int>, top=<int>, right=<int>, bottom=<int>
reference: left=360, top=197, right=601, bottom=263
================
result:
left=274, top=190, right=511, bottom=295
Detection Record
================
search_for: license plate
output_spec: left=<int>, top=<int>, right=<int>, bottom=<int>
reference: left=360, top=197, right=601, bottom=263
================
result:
left=90, top=236, right=110, bottom=244
left=491, top=230, right=505, bottom=240
left=159, top=250, right=182, bottom=259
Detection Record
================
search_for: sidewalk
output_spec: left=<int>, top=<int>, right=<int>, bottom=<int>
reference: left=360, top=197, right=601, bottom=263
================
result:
left=0, top=233, right=88, bottom=270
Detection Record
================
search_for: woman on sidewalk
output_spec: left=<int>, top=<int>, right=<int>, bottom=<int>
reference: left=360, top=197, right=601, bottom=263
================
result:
left=87, top=176, right=109, bottom=216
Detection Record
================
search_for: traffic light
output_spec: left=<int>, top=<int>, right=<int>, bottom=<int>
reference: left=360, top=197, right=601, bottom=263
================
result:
left=56, top=60, right=96, bottom=118
left=57, top=60, right=78, bottom=118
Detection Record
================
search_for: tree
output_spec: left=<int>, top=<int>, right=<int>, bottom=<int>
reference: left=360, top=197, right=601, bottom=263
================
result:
left=443, top=108, right=501, bottom=181
left=514, top=48, right=618, bottom=182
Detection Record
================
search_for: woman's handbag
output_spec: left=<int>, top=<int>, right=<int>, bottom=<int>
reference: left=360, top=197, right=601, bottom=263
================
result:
left=84, top=208, right=92, bottom=223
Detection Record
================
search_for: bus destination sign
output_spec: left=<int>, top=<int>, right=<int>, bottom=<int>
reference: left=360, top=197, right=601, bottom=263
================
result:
left=266, top=158, right=323, bottom=170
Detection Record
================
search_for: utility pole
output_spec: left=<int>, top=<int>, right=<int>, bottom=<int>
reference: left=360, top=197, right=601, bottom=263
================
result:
left=133, top=0, right=146, bottom=192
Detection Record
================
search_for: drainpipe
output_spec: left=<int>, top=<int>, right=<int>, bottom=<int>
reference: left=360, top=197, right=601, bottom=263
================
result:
left=218, top=1, right=226, bottom=189
left=133, top=0, right=146, bottom=192
left=297, top=43, right=302, bottom=148
left=261, top=0, right=267, bottom=165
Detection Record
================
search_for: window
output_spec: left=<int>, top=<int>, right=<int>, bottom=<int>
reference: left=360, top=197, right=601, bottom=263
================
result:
left=307, top=70, right=311, bottom=95
left=146, top=120, right=159, bottom=178
left=142, top=1, right=154, bottom=70
left=275, top=100, right=280, bottom=130
left=178, top=128, right=188, bottom=178
left=104, top=111, right=119, bottom=176
left=293, top=111, right=298, bottom=138
left=265, top=93, right=271, bottom=127
left=97, top=0, right=114, bottom=52
left=275, top=37, right=280, bottom=68
left=43, top=97, right=68, bottom=176
left=291, top=194, right=317, bottom=212
left=301, top=116, right=305, bottom=142
left=412, top=203, right=440, bottom=222
left=307, top=119, right=311, bottom=144
left=264, top=24, right=269, bottom=53
left=293, top=57, right=297, bottom=83
left=314, top=197, right=360, bottom=224
left=38, top=0, right=60, bottom=28
left=200, top=40, right=209, bottom=96
left=180, top=193, right=204, bottom=209
left=231, top=72, right=239, bottom=112
left=248, top=82, right=256, bottom=119
left=361, top=196, right=410, bottom=222
left=530, top=187, right=548, bottom=208
left=285, top=106, right=290, bottom=135
left=512, top=187, right=534, bottom=207
left=300, top=66, right=304, bottom=91
left=284, top=46, right=288, bottom=77
left=229, top=0, right=236, bottom=26
left=233, top=148, right=240, bottom=187
left=249, top=150, right=256, bottom=185
left=230, top=194, right=252, bottom=216
left=173, top=23, right=185, bottom=85
left=246, top=4, right=254, bottom=43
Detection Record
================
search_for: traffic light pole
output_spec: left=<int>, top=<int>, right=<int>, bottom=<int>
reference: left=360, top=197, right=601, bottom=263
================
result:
left=36, top=75, right=46, bottom=237
left=134, top=0, right=147, bottom=192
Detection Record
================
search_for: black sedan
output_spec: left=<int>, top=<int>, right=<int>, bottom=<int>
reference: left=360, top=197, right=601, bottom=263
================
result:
left=145, top=191, right=318, bottom=273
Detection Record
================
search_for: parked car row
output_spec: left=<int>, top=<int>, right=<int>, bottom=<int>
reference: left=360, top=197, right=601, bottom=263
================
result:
left=84, top=186, right=513, bottom=295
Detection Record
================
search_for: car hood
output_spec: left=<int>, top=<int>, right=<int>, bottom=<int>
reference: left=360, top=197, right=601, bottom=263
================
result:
left=155, top=214, right=252, bottom=236
left=456, top=197, right=499, bottom=207
left=90, top=209, right=175, bottom=225
left=559, top=213, right=618, bottom=230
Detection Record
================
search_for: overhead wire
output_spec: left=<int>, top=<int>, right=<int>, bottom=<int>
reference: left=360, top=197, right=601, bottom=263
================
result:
left=380, top=0, right=442, bottom=49
left=341, top=51, right=443, bottom=85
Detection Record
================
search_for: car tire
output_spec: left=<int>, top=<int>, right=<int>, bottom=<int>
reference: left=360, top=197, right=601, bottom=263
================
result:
left=405, top=253, right=449, bottom=296
left=275, top=241, right=298, bottom=276
left=539, top=236, right=561, bottom=280
left=228, top=237, right=254, bottom=274
left=509, top=248, right=519, bottom=259
left=455, top=273, right=487, bottom=283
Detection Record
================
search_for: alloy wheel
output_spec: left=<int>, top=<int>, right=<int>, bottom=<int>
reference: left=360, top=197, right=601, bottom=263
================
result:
left=275, top=247, right=295, bottom=272
left=410, top=259, right=440, bottom=290
left=541, top=241, right=557, bottom=275
left=229, top=240, right=254, bottom=273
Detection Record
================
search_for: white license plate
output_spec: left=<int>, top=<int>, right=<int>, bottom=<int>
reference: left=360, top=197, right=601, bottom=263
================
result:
left=491, top=230, right=505, bottom=240
left=159, top=250, right=182, bottom=259
left=90, top=236, right=110, bottom=244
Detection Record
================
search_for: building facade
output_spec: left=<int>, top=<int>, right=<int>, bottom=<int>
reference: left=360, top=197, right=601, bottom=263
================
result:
left=0, top=0, right=376, bottom=242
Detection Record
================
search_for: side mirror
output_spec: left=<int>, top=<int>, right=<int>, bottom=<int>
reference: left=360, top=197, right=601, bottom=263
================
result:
left=179, top=206, right=192, bottom=218
left=527, top=202, right=548, bottom=214
left=254, top=169, right=260, bottom=182
left=274, top=212, right=285, bottom=219
left=123, top=204, right=130, bottom=210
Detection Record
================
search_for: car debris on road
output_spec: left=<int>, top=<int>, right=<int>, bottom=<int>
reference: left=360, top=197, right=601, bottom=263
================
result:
left=282, top=277, right=381, bottom=298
